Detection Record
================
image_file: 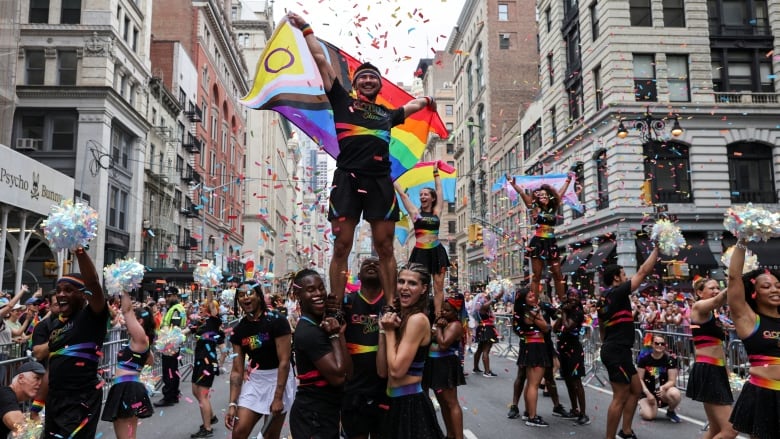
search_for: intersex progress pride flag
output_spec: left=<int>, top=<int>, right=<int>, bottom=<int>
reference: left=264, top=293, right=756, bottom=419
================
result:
left=240, top=17, right=449, bottom=180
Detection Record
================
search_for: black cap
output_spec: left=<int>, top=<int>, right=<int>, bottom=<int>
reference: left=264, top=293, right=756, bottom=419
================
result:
left=17, top=361, right=46, bottom=376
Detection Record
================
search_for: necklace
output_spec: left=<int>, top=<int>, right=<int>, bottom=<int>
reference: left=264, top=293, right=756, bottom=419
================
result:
left=299, top=315, right=320, bottom=326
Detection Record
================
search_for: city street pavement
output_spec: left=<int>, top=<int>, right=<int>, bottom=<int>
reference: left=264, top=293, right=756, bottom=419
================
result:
left=93, top=346, right=740, bottom=439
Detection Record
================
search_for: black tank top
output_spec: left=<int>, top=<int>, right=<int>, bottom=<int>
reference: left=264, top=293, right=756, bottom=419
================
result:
left=407, top=343, right=429, bottom=376
left=534, top=206, right=557, bottom=226
left=742, top=313, right=780, bottom=366
left=413, top=211, right=440, bottom=232
left=116, top=344, right=150, bottom=372
left=691, top=313, right=725, bottom=349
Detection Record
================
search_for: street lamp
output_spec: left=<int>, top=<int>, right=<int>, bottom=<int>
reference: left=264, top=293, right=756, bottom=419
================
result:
left=616, top=106, right=684, bottom=142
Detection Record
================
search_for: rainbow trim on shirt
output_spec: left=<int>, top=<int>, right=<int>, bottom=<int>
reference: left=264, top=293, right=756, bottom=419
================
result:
left=604, top=310, right=634, bottom=327
left=414, top=229, right=440, bottom=249
left=49, top=342, right=101, bottom=363
left=347, top=343, right=378, bottom=355
left=534, top=224, right=555, bottom=238
left=748, top=355, right=780, bottom=367
left=335, top=123, right=392, bottom=144
left=692, top=335, right=722, bottom=349
left=113, top=374, right=141, bottom=384
left=386, top=382, right=423, bottom=398
left=521, top=331, right=545, bottom=343
left=407, top=361, right=425, bottom=376
left=749, top=375, right=780, bottom=391
left=695, top=355, right=725, bottom=366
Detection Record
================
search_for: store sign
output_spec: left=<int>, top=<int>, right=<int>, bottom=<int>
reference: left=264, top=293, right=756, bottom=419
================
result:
left=0, top=144, right=74, bottom=216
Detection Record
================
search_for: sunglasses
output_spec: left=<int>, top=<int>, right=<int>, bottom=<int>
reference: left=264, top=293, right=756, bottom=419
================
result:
left=654, top=342, right=666, bottom=346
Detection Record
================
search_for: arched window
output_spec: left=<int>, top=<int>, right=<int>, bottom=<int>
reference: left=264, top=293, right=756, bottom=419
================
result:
left=466, top=61, right=474, bottom=105
left=643, top=141, right=692, bottom=203
left=476, top=104, right=486, bottom=158
left=728, top=142, right=776, bottom=203
left=476, top=44, right=485, bottom=89
left=469, top=180, right=477, bottom=215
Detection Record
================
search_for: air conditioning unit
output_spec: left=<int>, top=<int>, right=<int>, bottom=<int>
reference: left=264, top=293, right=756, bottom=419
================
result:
left=15, top=138, right=42, bottom=151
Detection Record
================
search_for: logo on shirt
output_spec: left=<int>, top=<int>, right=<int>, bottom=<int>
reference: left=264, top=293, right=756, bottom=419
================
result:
left=242, top=332, right=271, bottom=350
left=351, top=313, right=379, bottom=334
left=352, top=100, right=389, bottom=121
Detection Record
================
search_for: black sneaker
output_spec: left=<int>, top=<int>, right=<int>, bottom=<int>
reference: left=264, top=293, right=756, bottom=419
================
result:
left=616, top=430, right=638, bottom=439
left=483, top=371, right=498, bottom=377
left=525, top=416, right=549, bottom=427
left=552, top=405, right=577, bottom=418
left=576, top=414, right=591, bottom=425
left=473, top=367, right=483, bottom=374
left=199, top=415, right=219, bottom=430
left=153, top=398, right=178, bottom=407
left=507, top=405, right=520, bottom=419
left=190, top=427, right=214, bottom=438
left=522, top=411, right=529, bottom=421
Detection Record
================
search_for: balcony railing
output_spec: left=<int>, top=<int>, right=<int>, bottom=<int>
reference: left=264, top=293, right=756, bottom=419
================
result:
left=180, top=204, right=200, bottom=218
left=713, top=91, right=780, bottom=104
left=708, top=23, right=771, bottom=37
left=181, top=167, right=201, bottom=184
left=184, top=105, right=202, bottom=122
left=731, top=190, right=777, bottom=204
left=183, top=136, right=201, bottom=154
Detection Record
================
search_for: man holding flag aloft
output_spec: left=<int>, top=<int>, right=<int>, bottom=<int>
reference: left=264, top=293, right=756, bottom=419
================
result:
left=287, top=12, right=437, bottom=309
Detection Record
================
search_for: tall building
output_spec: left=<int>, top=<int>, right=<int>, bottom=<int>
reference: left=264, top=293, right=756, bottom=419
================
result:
left=507, top=0, right=780, bottom=294
left=0, top=0, right=20, bottom=147
left=447, top=0, right=540, bottom=290
left=152, top=0, right=248, bottom=278
left=13, top=0, right=155, bottom=269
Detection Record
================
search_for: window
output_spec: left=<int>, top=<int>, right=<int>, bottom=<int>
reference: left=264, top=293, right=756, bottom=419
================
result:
left=58, top=50, right=77, bottom=85
left=123, top=17, right=130, bottom=42
left=476, top=45, right=485, bottom=88
left=523, top=119, right=542, bottom=160
left=593, top=66, right=603, bottom=110
left=545, top=7, right=551, bottom=32
left=711, top=48, right=774, bottom=93
left=595, top=149, right=609, bottom=210
left=708, top=0, right=769, bottom=36
left=446, top=122, right=454, bottom=131
left=630, top=0, right=652, bottom=26
left=60, top=0, right=81, bottom=24
left=499, top=33, right=510, bottom=49
left=51, top=115, right=76, bottom=150
left=29, top=0, right=49, bottom=23
left=564, top=0, right=579, bottom=18
left=448, top=202, right=456, bottom=213
left=643, top=141, right=692, bottom=203
left=26, top=50, right=45, bottom=85
left=727, top=143, right=776, bottom=203
left=667, top=55, right=689, bottom=102
left=466, top=62, right=473, bottom=105
left=446, top=143, right=455, bottom=154
left=448, top=221, right=456, bottom=234
left=663, top=0, right=685, bottom=27
left=111, top=124, right=132, bottom=169
left=547, top=52, right=554, bottom=86
left=633, top=54, right=657, bottom=101
left=568, top=78, right=584, bottom=121
left=498, top=4, right=509, bottom=21
left=572, top=164, right=586, bottom=219
left=591, top=1, right=600, bottom=39
left=445, top=104, right=453, bottom=116
left=108, top=186, right=128, bottom=230
left=564, top=25, right=581, bottom=74
left=132, top=27, right=139, bottom=51
left=549, top=106, right=557, bottom=144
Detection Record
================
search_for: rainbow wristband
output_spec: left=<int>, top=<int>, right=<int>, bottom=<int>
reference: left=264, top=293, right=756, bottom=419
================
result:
left=301, top=24, right=313, bottom=37
left=31, top=399, right=45, bottom=413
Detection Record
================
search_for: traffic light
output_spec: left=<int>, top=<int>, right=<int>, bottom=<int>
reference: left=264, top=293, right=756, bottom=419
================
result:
left=468, top=224, right=476, bottom=243
left=475, top=225, right=483, bottom=243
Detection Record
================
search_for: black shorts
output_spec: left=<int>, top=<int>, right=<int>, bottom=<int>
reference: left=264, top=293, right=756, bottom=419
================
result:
left=46, top=386, right=103, bottom=438
left=341, top=393, right=389, bottom=438
left=527, top=236, right=560, bottom=260
left=600, top=343, right=637, bottom=384
left=328, top=169, right=400, bottom=222
left=192, top=353, right=219, bottom=388
left=290, top=396, right=341, bottom=439
left=558, top=339, right=585, bottom=378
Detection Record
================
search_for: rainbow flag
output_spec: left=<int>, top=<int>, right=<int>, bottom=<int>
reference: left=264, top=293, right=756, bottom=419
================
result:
left=240, top=17, right=448, bottom=180
left=394, top=161, right=457, bottom=216
left=395, top=214, right=412, bottom=246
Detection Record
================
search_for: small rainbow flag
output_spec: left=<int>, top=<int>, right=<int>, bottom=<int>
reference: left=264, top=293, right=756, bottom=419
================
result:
left=240, top=17, right=448, bottom=181
left=394, top=161, right=457, bottom=216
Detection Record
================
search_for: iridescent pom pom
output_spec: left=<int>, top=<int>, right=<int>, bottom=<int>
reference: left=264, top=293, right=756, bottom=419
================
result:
left=720, top=245, right=759, bottom=274
left=103, top=258, right=146, bottom=296
left=650, top=219, right=686, bottom=256
left=193, top=259, right=223, bottom=287
left=140, top=365, right=160, bottom=396
left=220, top=289, right=235, bottom=304
left=723, top=203, right=780, bottom=242
left=42, top=199, right=99, bottom=251
left=155, top=326, right=186, bottom=355
left=11, top=415, right=43, bottom=439
left=486, top=278, right=514, bottom=298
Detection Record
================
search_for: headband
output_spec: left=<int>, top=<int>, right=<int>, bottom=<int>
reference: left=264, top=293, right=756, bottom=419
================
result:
left=353, top=70, right=382, bottom=85
left=446, top=295, right=464, bottom=312
left=56, top=275, right=86, bottom=290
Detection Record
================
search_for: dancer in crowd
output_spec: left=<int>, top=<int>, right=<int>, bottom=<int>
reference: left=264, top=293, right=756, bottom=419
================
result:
left=41, top=247, right=109, bottom=438
left=289, top=269, right=352, bottom=439
left=341, top=257, right=388, bottom=439
left=726, top=243, right=780, bottom=439
left=687, top=277, right=737, bottom=439
left=507, top=173, right=573, bottom=300
left=155, top=288, right=187, bottom=407
left=187, top=289, right=224, bottom=438
left=554, top=288, right=590, bottom=426
left=394, top=162, right=450, bottom=316
left=288, top=12, right=436, bottom=308
left=225, top=281, right=294, bottom=439
left=425, top=293, right=466, bottom=439
left=511, top=287, right=552, bottom=428
left=101, top=290, right=156, bottom=439
left=378, top=263, right=444, bottom=439
left=636, top=335, right=682, bottom=423
left=471, top=288, right=503, bottom=377
left=599, top=245, right=660, bottom=439
left=0, top=362, right=45, bottom=437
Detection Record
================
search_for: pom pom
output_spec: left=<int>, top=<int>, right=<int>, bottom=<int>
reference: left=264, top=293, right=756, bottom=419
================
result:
left=154, top=326, right=186, bottom=355
left=486, top=278, right=514, bottom=298
left=140, top=365, right=160, bottom=396
left=650, top=219, right=686, bottom=256
left=42, top=199, right=99, bottom=251
left=724, top=203, right=780, bottom=242
left=11, top=415, right=43, bottom=439
left=103, top=258, right=146, bottom=296
left=721, top=245, right=759, bottom=273
left=193, top=259, right=223, bottom=287
left=220, top=289, right=235, bottom=304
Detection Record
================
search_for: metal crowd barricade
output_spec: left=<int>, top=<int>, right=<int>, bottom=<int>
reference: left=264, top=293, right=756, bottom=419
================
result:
left=493, top=313, right=518, bottom=358
left=581, top=325, right=608, bottom=387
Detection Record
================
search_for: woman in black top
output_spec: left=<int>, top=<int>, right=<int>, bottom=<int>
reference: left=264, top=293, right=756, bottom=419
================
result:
left=507, top=173, right=573, bottom=300
left=394, top=163, right=450, bottom=316
left=289, top=269, right=351, bottom=439
left=187, top=289, right=224, bottom=438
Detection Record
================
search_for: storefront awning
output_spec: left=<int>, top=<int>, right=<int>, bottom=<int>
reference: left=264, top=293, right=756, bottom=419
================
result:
left=585, top=241, right=616, bottom=271
left=674, top=239, right=718, bottom=267
left=560, top=247, right=593, bottom=274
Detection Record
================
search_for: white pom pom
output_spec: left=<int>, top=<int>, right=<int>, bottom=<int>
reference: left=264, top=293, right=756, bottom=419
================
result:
left=724, top=203, right=780, bottom=242
left=650, top=219, right=687, bottom=256
left=721, top=245, right=759, bottom=274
